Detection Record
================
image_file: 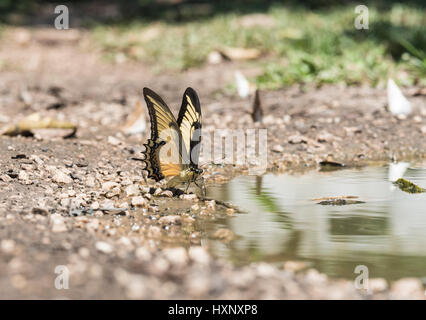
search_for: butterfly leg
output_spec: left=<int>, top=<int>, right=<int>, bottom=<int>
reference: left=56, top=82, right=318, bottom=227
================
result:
left=184, top=182, right=191, bottom=194
left=194, top=177, right=206, bottom=197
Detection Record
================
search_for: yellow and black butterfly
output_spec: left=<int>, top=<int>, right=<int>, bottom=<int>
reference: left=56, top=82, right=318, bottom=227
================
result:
left=141, top=87, right=204, bottom=194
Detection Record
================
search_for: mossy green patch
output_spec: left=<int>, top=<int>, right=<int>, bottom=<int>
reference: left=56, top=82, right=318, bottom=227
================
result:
left=394, top=178, right=426, bottom=194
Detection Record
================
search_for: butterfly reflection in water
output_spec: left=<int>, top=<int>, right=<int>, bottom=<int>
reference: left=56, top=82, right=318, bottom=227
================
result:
left=141, top=87, right=205, bottom=194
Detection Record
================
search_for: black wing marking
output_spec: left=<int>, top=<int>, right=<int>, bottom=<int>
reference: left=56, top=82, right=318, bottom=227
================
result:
left=142, top=88, right=189, bottom=180
left=177, top=87, right=202, bottom=167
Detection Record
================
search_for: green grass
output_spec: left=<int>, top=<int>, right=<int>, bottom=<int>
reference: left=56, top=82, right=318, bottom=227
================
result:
left=91, top=3, right=426, bottom=88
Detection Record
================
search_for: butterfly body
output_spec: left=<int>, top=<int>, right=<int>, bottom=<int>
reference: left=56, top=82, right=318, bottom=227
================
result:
left=166, top=167, right=203, bottom=188
left=141, top=87, right=203, bottom=193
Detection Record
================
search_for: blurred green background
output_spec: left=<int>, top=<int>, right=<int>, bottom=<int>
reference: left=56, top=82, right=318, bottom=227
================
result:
left=0, top=0, right=425, bottom=88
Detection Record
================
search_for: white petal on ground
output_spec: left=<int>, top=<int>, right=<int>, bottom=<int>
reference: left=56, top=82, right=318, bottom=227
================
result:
left=234, top=70, right=251, bottom=98
left=122, top=100, right=146, bottom=135
left=388, top=162, right=410, bottom=182
left=387, top=79, right=412, bottom=115
left=388, top=162, right=410, bottom=191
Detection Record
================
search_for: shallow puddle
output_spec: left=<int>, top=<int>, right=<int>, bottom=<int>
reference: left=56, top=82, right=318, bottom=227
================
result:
left=204, top=163, right=426, bottom=281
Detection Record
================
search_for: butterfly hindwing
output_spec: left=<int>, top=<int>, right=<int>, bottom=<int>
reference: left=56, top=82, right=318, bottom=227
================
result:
left=142, top=88, right=188, bottom=180
left=177, top=87, right=202, bottom=168
left=142, top=138, right=165, bottom=181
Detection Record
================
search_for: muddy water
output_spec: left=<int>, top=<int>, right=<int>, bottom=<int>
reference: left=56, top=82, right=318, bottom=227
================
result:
left=204, top=163, right=426, bottom=281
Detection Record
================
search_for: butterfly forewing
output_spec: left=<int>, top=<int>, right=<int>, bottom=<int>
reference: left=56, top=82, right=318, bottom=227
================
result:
left=142, top=88, right=189, bottom=180
left=177, top=88, right=202, bottom=167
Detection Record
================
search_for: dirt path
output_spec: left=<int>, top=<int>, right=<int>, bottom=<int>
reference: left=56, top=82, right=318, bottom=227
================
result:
left=0, top=27, right=425, bottom=299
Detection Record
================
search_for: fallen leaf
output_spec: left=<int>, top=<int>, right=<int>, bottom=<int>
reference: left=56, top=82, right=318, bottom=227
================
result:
left=388, top=162, right=410, bottom=182
left=220, top=47, right=261, bottom=61
left=121, top=100, right=146, bottom=135
left=317, top=198, right=365, bottom=206
left=312, top=195, right=359, bottom=201
left=387, top=79, right=411, bottom=115
left=319, top=160, right=345, bottom=168
left=234, top=70, right=255, bottom=98
left=1, top=113, right=77, bottom=138
left=251, top=89, right=263, bottom=123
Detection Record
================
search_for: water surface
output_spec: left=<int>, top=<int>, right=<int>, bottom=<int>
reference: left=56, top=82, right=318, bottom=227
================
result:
left=204, top=164, right=426, bottom=281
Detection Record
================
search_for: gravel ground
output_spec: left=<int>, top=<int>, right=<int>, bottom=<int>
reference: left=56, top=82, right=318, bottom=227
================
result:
left=0, top=27, right=425, bottom=299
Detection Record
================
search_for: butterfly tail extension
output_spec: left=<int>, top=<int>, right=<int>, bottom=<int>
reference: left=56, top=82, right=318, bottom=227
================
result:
left=142, top=138, right=166, bottom=182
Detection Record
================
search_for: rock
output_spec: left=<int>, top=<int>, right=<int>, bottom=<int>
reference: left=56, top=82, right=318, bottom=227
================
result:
left=151, top=257, right=170, bottom=276
left=135, top=247, right=152, bottom=262
left=180, top=194, right=198, bottom=201
left=21, top=164, right=34, bottom=171
left=90, top=201, right=100, bottom=210
left=107, top=136, right=121, bottom=146
left=148, top=226, right=162, bottom=237
left=272, top=144, right=284, bottom=153
left=284, top=261, right=308, bottom=272
left=18, top=170, right=30, bottom=181
left=114, top=268, right=147, bottom=299
left=0, top=174, right=13, bottom=183
left=140, top=186, right=151, bottom=194
left=160, top=190, right=173, bottom=197
left=188, top=246, right=210, bottom=265
left=305, top=269, right=328, bottom=285
left=413, top=116, right=422, bottom=123
left=206, top=200, right=216, bottom=210
left=119, top=236, right=133, bottom=248
left=158, top=215, right=181, bottom=225
left=288, top=135, right=308, bottom=144
left=207, top=51, right=223, bottom=64
left=60, top=198, right=71, bottom=207
left=125, top=184, right=140, bottom=197
left=86, top=219, right=100, bottom=232
left=29, top=155, right=44, bottom=165
left=32, top=207, right=48, bottom=216
left=317, top=131, right=335, bottom=143
left=86, top=176, right=96, bottom=187
left=95, top=241, right=114, bottom=254
left=50, top=214, right=67, bottom=233
left=391, top=278, right=424, bottom=299
left=163, top=247, right=188, bottom=267
left=369, top=278, right=388, bottom=293
left=102, top=181, right=118, bottom=192
left=63, top=159, right=73, bottom=167
left=77, top=247, right=90, bottom=259
left=131, top=196, right=147, bottom=207
left=46, top=166, right=73, bottom=184
left=256, top=263, right=276, bottom=277
left=10, top=275, right=27, bottom=289
left=187, top=275, right=210, bottom=297
left=100, top=199, right=115, bottom=209
left=226, top=208, right=235, bottom=215
left=213, top=228, right=235, bottom=241
left=125, top=276, right=147, bottom=299
left=1, top=239, right=16, bottom=254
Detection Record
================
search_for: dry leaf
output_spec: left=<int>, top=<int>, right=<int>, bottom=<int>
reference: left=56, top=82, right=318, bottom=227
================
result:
left=121, top=100, right=146, bottom=135
left=251, top=89, right=263, bottom=123
left=1, top=112, right=77, bottom=138
left=220, top=47, right=261, bottom=61
left=387, top=79, right=411, bottom=115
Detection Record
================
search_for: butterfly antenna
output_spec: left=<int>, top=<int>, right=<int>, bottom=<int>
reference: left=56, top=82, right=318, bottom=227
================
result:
left=198, top=161, right=211, bottom=169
